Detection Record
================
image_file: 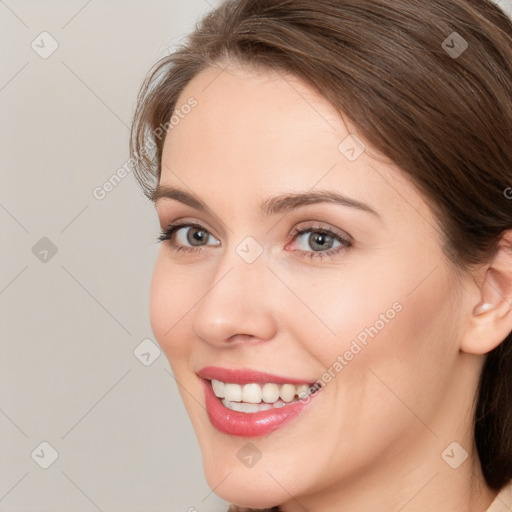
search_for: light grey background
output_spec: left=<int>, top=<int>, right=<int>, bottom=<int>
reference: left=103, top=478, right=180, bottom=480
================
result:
left=1, top=1, right=512, bottom=511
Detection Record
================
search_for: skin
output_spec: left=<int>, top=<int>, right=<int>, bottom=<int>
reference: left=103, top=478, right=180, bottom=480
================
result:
left=149, top=62, right=512, bottom=511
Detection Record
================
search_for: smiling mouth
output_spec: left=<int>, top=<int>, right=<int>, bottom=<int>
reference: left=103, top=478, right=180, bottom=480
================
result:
left=207, top=378, right=320, bottom=413
left=200, top=372, right=323, bottom=437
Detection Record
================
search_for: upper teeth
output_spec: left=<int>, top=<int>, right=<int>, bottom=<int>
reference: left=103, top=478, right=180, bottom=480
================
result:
left=211, top=379, right=313, bottom=404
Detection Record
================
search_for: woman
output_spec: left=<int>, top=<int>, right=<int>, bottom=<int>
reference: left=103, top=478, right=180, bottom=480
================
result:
left=129, top=0, right=512, bottom=510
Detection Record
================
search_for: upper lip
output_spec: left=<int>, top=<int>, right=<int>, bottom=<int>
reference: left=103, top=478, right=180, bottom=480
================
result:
left=197, top=366, right=316, bottom=385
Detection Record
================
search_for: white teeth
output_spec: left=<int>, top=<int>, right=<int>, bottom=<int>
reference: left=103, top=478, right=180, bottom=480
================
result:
left=221, top=398, right=294, bottom=413
left=296, top=384, right=309, bottom=399
left=279, top=383, right=296, bottom=403
left=211, top=379, right=224, bottom=398
left=224, top=382, right=243, bottom=402
left=210, top=379, right=316, bottom=405
left=221, top=400, right=266, bottom=413
left=262, top=383, right=280, bottom=403
left=242, top=383, right=262, bottom=404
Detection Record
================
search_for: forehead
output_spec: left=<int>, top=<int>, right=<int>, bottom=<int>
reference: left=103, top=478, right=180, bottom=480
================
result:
left=165, top=64, right=344, bottom=161
left=159, top=64, right=434, bottom=230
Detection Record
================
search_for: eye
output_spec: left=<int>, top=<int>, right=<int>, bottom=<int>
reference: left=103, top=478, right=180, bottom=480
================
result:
left=287, top=225, right=352, bottom=260
left=157, top=222, right=220, bottom=253
left=156, top=221, right=352, bottom=260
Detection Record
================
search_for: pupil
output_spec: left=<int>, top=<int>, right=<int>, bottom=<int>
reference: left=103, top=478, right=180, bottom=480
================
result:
left=188, top=228, right=206, bottom=246
left=310, top=233, right=332, bottom=251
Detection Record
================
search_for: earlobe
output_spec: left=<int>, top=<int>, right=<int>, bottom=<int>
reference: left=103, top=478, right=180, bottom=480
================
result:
left=472, top=302, right=492, bottom=315
left=460, top=230, right=512, bottom=355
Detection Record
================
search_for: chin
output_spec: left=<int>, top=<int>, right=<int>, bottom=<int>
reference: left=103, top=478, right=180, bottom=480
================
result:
left=202, top=458, right=286, bottom=509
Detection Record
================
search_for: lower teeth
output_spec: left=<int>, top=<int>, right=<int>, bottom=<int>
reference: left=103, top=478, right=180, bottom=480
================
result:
left=221, top=397, right=299, bottom=413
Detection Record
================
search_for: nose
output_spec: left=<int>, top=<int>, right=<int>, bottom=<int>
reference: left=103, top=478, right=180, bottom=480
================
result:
left=192, top=248, right=278, bottom=347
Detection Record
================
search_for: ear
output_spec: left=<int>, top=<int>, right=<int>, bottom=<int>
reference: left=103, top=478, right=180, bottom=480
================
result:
left=460, top=230, right=512, bottom=355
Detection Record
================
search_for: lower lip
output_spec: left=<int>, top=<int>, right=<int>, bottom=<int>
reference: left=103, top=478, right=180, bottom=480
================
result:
left=201, top=378, right=319, bottom=437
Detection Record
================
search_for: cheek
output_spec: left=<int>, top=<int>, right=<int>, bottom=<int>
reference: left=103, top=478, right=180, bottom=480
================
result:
left=331, top=261, right=458, bottom=429
left=275, top=261, right=407, bottom=370
left=289, top=248, right=457, bottom=416
left=299, top=244, right=452, bottom=362
left=149, top=252, right=194, bottom=360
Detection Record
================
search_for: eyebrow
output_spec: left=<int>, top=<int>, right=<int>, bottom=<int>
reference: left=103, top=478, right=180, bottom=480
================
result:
left=151, top=184, right=382, bottom=220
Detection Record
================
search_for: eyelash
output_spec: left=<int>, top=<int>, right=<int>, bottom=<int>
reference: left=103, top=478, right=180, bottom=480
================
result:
left=156, top=222, right=352, bottom=260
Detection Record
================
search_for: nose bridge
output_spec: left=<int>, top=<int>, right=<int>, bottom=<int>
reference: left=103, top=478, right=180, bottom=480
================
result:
left=192, top=237, right=277, bottom=344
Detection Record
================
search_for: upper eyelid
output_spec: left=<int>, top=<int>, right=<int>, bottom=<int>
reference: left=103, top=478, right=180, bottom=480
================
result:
left=159, top=217, right=218, bottom=236
left=292, top=223, right=351, bottom=240
left=156, top=207, right=230, bottom=239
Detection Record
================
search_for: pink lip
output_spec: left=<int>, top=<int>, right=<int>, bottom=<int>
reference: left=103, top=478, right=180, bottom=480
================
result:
left=197, top=366, right=316, bottom=385
left=198, top=367, right=321, bottom=437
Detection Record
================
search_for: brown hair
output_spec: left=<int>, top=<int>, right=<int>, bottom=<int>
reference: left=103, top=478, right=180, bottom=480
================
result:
left=129, top=0, right=512, bottom=502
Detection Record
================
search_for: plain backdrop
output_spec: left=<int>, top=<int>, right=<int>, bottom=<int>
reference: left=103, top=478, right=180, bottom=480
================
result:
left=1, top=1, right=512, bottom=511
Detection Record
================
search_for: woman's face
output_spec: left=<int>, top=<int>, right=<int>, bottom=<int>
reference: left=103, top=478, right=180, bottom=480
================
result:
left=150, top=64, right=478, bottom=508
